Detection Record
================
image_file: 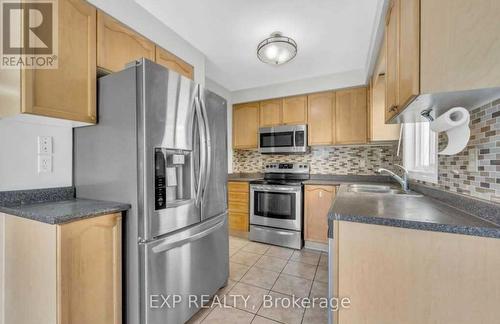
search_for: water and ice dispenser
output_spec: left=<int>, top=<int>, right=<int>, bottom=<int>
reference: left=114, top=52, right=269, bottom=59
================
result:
left=154, top=148, right=192, bottom=210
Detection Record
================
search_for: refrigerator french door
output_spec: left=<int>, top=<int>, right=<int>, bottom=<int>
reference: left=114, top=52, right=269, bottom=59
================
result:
left=74, top=59, right=228, bottom=324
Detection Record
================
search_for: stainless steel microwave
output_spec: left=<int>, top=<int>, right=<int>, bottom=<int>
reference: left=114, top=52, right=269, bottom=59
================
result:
left=258, top=125, right=308, bottom=154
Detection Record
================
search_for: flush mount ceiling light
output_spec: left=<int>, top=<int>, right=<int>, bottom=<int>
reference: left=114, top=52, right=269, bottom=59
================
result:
left=257, top=32, right=297, bottom=65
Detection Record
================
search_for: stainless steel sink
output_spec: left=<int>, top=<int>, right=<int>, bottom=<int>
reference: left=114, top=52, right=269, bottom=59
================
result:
left=347, top=184, right=422, bottom=197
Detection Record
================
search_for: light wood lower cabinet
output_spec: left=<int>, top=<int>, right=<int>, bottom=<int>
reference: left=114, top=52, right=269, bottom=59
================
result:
left=233, top=103, right=260, bottom=149
left=97, top=11, right=155, bottom=73
left=155, top=46, right=194, bottom=80
left=304, top=185, right=336, bottom=243
left=0, top=0, right=97, bottom=124
left=228, top=182, right=249, bottom=232
left=334, top=221, right=500, bottom=323
left=0, top=212, right=122, bottom=324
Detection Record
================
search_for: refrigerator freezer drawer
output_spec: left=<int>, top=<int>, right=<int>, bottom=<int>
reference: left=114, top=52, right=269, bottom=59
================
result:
left=142, top=213, right=229, bottom=324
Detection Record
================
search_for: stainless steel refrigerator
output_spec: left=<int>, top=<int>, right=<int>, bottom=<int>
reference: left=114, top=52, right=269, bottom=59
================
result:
left=74, top=59, right=229, bottom=324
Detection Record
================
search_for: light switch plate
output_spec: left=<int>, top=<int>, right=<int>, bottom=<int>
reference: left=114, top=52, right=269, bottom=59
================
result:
left=38, top=136, right=52, bottom=154
left=38, top=155, right=52, bottom=173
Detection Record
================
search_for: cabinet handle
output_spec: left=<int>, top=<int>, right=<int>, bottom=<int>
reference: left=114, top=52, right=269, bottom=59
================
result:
left=389, top=105, right=398, bottom=112
left=319, top=191, right=323, bottom=198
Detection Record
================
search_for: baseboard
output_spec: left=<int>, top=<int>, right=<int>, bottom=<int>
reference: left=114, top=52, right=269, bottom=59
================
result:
left=304, top=240, right=328, bottom=252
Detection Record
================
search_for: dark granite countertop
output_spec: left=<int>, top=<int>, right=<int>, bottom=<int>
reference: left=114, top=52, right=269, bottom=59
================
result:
left=0, top=187, right=130, bottom=225
left=328, top=183, right=500, bottom=239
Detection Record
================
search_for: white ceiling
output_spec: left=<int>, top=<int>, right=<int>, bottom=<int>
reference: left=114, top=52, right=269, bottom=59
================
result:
left=135, top=0, right=385, bottom=91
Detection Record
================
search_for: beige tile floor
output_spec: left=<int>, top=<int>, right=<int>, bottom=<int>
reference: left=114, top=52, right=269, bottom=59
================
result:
left=187, top=235, right=329, bottom=324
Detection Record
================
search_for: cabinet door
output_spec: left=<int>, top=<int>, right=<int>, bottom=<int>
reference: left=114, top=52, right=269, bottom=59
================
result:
left=335, top=87, right=368, bottom=144
left=398, top=0, right=420, bottom=108
left=228, top=181, right=249, bottom=232
left=2, top=214, right=57, bottom=324
left=282, top=95, right=307, bottom=125
left=385, top=0, right=399, bottom=121
left=97, top=11, right=155, bottom=73
left=155, top=46, right=194, bottom=80
left=22, top=0, right=97, bottom=123
left=233, top=103, right=260, bottom=149
left=305, top=185, right=335, bottom=243
left=307, top=92, right=335, bottom=146
left=58, top=213, right=122, bottom=324
left=370, top=76, right=401, bottom=141
left=259, top=99, right=282, bottom=127
left=337, top=221, right=500, bottom=324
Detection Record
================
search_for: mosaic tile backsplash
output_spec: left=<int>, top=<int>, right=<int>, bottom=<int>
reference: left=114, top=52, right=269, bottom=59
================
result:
left=416, top=98, right=500, bottom=203
left=233, top=144, right=402, bottom=175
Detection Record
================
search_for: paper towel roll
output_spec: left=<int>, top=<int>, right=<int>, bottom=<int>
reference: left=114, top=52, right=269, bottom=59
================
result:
left=430, top=107, right=470, bottom=155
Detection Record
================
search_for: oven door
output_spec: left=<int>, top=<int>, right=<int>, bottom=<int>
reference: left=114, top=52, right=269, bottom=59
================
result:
left=250, top=184, right=302, bottom=231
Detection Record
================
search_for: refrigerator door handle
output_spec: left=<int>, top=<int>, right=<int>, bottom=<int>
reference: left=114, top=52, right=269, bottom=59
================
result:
left=194, top=96, right=207, bottom=206
left=199, top=95, right=212, bottom=201
left=151, top=216, right=225, bottom=253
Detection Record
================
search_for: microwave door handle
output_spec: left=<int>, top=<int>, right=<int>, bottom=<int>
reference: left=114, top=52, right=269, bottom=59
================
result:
left=194, top=96, right=206, bottom=206
left=199, top=95, right=211, bottom=199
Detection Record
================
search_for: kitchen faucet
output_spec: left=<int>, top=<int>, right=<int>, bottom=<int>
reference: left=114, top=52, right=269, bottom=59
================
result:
left=377, top=164, right=409, bottom=192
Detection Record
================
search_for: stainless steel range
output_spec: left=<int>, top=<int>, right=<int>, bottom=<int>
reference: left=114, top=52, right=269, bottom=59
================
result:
left=249, top=163, right=310, bottom=249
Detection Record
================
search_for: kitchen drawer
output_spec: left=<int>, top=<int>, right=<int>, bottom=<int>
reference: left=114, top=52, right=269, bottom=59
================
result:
left=228, top=201, right=249, bottom=213
left=228, top=182, right=249, bottom=193
left=228, top=212, right=249, bottom=232
left=228, top=191, right=249, bottom=203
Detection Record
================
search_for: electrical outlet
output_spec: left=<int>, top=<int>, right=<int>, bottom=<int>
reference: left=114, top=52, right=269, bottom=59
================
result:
left=38, top=155, right=52, bottom=173
left=38, top=136, right=52, bottom=154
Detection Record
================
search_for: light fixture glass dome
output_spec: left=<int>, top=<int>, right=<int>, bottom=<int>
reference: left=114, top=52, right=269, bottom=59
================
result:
left=257, top=32, right=297, bottom=65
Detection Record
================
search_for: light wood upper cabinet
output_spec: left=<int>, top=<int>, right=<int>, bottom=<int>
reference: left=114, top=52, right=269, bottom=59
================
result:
left=335, top=221, right=500, bottom=324
left=304, top=185, right=335, bottom=243
left=282, top=95, right=307, bottom=125
left=259, top=99, right=282, bottom=127
left=233, top=102, right=260, bottom=149
left=370, top=77, right=401, bottom=141
left=155, top=46, right=194, bottom=80
left=398, top=0, right=420, bottom=108
left=97, top=11, right=155, bottom=73
left=385, top=0, right=399, bottom=121
left=385, top=0, right=420, bottom=122
left=1, top=212, right=122, bottom=324
left=335, top=87, right=368, bottom=144
left=384, top=0, right=500, bottom=122
left=0, top=0, right=97, bottom=124
left=421, top=0, right=500, bottom=93
left=307, top=92, right=335, bottom=146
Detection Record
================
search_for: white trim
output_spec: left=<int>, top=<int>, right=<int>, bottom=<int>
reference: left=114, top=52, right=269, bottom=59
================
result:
left=403, top=123, right=438, bottom=183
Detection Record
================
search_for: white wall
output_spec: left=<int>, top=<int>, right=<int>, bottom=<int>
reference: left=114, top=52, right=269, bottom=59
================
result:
left=205, top=78, right=233, bottom=173
left=0, top=120, right=72, bottom=191
left=0, top=0, right=207, bottom=191
left=88, top=0, right=206, bottom=84
left=231, top=69, right=367, bottom=103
